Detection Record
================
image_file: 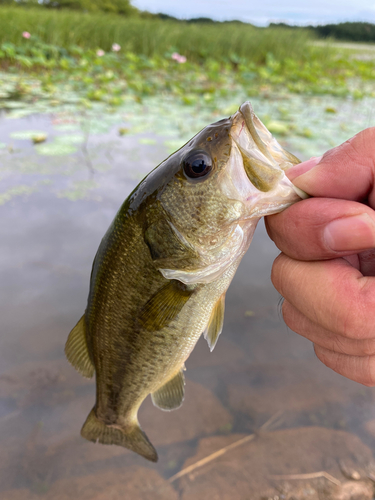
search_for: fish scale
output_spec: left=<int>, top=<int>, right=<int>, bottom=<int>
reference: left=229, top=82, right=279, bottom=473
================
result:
left=65, top=102, right=307, bottom=461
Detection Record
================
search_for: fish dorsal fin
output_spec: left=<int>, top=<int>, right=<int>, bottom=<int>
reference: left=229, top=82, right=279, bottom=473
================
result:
left=204, top=293, right=225, bottom=351
left=151, top=368, right=185, bottom=411
left=65, top=315, right=95, bottom=379
left=140, top=280, right=194, bottom=331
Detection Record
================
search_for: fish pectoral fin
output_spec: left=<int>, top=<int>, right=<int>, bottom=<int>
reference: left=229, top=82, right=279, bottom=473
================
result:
left=65, top=315, right=95, bottom=379
left=204, top=293, right=226, bottom=351
left=140, top=280, right=194, bottom=331
left=81, top=408, right=158, bottom=462
left=151, top=368, right=185, bottom=411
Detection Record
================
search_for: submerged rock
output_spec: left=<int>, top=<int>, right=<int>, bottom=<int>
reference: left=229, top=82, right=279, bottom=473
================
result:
left=3, top=467, right=178, bottom=500
left=139, top=380, right=233, bottom=446
left=177, top=427, right=374, bottom=500
left=331, top=481, right=373, bottom=500
left=226, top=361, right=362, bottom=422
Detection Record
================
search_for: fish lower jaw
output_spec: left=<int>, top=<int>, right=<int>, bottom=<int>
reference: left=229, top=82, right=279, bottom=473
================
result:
left=242, top=179, right=304, bottom=217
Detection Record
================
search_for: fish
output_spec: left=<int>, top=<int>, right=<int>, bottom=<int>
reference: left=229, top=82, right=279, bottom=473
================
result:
left=65, top=101, right=307, bottom=462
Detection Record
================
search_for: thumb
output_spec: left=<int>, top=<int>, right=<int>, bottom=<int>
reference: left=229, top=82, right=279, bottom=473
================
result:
left=286, top=127, right=375, bottom=206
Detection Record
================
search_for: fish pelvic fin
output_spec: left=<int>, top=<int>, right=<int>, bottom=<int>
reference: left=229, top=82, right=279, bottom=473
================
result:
left=152, top=368, right=185, bottom=411
left=80, top=408, right=158, bottom=463
left=204, top=293, right=225, bottom=352
left=65, top=315, right=95, bottom=379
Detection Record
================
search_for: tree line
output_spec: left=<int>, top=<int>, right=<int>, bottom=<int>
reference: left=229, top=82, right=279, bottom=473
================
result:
left=270, top=22, right=375, bottom=43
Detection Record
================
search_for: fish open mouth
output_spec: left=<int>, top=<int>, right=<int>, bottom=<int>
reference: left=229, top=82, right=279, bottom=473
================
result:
left=233, top=102, right=300, bottom=191
left=220, top=102, right=308, bottom=217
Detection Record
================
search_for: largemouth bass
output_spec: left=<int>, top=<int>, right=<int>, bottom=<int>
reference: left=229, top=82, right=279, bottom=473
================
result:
left=65, top=102, right=306, bottom=462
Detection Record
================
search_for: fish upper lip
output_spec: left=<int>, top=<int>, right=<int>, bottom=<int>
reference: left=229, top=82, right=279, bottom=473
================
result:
left=238, top=102, right=253, bottom=133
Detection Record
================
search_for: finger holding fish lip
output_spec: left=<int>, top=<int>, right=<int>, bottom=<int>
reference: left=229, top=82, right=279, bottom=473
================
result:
left=267, top=131, right=375, bottom=261
left=286, top=127, right=375, bottom=204
left=266, top=198, right=375, bottom=261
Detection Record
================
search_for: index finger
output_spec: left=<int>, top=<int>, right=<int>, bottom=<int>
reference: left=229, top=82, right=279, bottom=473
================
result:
left=265, top=198, right=375, bottom=261
left=287, top=127, right=375, bottom=206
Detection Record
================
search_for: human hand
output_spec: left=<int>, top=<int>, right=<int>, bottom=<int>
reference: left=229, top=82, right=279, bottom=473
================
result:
left=266, top=128, right=375, bottom=385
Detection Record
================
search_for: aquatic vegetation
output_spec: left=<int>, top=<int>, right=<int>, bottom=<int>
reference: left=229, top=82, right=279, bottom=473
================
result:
left=0, top=6, right=374, bottom=109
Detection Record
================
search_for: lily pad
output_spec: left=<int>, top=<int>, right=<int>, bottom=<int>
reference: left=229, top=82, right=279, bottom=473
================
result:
left=6, top=109, right=34, bottom=119
left=0, top=184, right=38, bottom=205
left=35, top=142, right=78, bottom=156
left=53, top=124, right=81, bottom=132
left=266, top=120, right=290, bottom=136
left=164, top=139, right=185, bottom=153
left=55, top=134, right=85, bottom=145
left=10, top=130, right=48, bottom=140
left=138, top=138, right=157, bottom=145
left=3, top=101, right=27, bottom=109
left=222, top=103, right=240, bottom=115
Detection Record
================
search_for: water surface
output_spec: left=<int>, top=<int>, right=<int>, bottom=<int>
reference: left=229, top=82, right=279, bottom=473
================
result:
left=1, top=96, right=375, bottom=499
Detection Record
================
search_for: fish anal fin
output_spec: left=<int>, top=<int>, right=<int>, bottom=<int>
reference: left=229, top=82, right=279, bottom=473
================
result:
left=140, top=280, right=194, bottom=331
left=65, top=315, right=94, bottom=379
left=152, top=368, right=185, bottom=411
left=81, top=408, right=158, bottom=462
left=204, top=293, right=226, bottom=351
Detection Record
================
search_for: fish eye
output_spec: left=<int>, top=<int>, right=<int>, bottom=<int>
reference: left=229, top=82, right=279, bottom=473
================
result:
left=183, top=152, right=212, bottom=179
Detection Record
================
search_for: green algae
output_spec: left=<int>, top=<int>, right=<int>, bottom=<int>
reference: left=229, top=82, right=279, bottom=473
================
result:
left=0, top=184, right=39, bottom=205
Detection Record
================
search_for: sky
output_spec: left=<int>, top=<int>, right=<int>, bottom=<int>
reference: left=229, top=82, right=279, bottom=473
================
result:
left=132, top=0, right=375, bottom=26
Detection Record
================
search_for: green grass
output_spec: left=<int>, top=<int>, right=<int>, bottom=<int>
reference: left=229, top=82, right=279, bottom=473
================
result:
left=0, top=6, right=375, bottom=109
left=0, top=7, right=312, bottom=63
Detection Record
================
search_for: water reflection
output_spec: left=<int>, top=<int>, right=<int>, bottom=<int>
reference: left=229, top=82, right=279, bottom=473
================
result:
left=1, top=99, right=375, bottom=499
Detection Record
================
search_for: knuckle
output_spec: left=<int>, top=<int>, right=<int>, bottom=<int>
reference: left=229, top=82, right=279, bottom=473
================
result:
left=337, top=314, right=363, bottom=340
left=314, top=344, right=328, bottom=365
left=281, top=301, right=295, bottom=329
left=347, top=127, right=375, bottom=158
left=358, top=357, right=375, bottom=387
left=360, top=339, right=375, bottom=356
left=264, top=215, right=276, bottom=242
left=331, top=336, right=348, bottom=355
left=270, top=253, right=285, bottom=293
left=333, top=293, right=373, bottom=340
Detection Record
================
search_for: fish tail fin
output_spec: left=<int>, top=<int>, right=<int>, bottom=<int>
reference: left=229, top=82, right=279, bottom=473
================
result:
left=81, top=408, right=158, bottom=462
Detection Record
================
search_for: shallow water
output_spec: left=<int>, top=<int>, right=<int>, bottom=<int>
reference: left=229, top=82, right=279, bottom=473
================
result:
left=2, top=96, right=375, bottom=499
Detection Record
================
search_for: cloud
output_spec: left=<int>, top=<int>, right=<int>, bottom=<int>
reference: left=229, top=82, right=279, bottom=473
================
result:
left=133, top=0, right=375, bottom=25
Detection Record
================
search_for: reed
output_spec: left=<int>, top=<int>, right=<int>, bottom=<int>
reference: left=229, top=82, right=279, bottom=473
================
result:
left=0, top=7, right=313, bottom=63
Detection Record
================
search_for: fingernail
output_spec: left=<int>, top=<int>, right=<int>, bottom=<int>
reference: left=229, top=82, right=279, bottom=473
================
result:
left=324, top=214, right=375, bottom=252
left=286, top=156, right=323, bottom=181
